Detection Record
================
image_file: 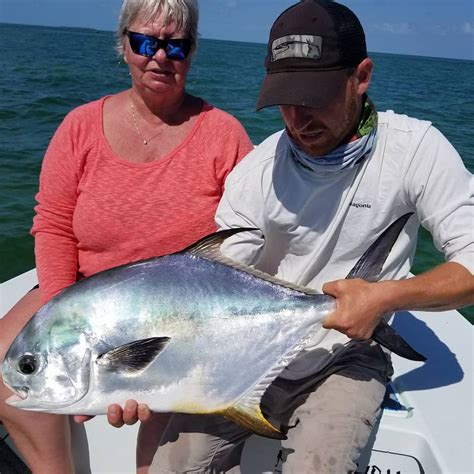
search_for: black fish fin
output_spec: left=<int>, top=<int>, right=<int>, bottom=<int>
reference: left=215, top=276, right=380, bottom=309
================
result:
left=344, top=213, right=426, bottom=362
left=346, top=213, right=413, bottom=282
left=372, top=322, right=426, bottom=362
left=183, top=228, right=319, bottom=295
left=96, top=337, right=170, bottom=373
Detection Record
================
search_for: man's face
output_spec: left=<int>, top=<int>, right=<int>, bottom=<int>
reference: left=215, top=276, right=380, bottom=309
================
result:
left=279, top=60, right=372, bottom=156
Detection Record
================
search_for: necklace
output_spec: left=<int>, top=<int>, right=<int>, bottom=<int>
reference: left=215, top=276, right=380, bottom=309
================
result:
left=129, top=98, right=165, bottom=146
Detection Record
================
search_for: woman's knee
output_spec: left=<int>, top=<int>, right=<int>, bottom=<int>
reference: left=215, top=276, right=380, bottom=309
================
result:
left=0, top=288, right=42, bottom=417
left=0, top=288, right=42, bottom=361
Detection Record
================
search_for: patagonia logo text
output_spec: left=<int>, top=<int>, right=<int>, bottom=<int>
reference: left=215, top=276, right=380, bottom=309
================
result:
left=350, top=202, right=372, bottom=209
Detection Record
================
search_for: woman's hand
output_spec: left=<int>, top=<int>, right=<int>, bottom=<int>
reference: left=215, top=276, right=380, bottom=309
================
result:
left=73, top=400, right=153, bottom=428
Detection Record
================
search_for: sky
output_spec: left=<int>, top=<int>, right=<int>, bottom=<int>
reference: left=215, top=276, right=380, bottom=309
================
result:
left=0, top=0, right=473, bottom=60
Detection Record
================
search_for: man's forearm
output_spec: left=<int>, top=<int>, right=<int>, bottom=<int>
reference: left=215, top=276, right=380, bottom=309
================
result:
left=379, top=261, right=474, bottom=313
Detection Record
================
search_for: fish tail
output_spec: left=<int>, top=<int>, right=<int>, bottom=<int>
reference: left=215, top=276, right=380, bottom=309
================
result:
left=372, top=322, right=426, bottom=362
left=345, top=213, right=427, bottom=362
left=345, top=213, right=413, bottom=282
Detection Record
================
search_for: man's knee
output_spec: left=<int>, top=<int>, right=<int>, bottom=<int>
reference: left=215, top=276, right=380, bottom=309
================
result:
left=151, top=414, right=246, bottom=473
left=279, top=373, right=386, bottom=473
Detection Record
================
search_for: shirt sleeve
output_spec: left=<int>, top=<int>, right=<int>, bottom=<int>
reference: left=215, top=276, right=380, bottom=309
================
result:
left=404, top=125, right=474, bottom=274
left=31, top=114, right=82, bottom=303
left=215, top=153, right=266, bottom=267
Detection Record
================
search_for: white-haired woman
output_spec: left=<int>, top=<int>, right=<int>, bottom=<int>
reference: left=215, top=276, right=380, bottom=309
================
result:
left=0, top=0, right=253, bottom=471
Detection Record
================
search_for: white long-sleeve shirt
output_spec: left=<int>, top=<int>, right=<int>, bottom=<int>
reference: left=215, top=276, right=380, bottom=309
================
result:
left=215, top=111, right=473, bottom=380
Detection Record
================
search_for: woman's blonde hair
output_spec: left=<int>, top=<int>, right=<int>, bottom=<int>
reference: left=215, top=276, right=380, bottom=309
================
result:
left=116, top=0, right=199, bottom=56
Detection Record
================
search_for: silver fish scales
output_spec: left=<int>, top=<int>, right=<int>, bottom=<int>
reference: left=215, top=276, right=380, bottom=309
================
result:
left=2, top=215, right=425, bottom=438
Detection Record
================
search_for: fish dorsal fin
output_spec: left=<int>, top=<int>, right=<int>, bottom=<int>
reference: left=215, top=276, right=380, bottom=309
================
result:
left=96, top=337, right=170, bottom=374
left=346, top=213, right=413, bottom=282
left=183, top=228, right=318, bottom=295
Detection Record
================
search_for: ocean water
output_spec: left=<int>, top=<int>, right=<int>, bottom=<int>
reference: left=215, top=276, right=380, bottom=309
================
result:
left=0, top=23, right=473, bottom=321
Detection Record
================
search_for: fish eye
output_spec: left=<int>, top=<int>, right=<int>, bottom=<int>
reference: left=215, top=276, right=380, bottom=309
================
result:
left=18, top=354, right=38, bottom=375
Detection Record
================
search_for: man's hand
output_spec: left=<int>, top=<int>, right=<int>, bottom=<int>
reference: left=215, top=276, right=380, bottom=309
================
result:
left=73, top=400, right=153, bottom=428
left=322, top=278, right=390, bottom=340
left=323, top=262, right=474, bottom=340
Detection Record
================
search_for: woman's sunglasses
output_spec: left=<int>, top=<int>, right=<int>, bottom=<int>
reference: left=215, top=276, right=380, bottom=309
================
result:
left=126, top=30, right=193, bottom=61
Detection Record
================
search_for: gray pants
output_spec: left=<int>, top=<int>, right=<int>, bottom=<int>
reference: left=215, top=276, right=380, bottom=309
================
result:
left=150, top=341, right=392, bottom=474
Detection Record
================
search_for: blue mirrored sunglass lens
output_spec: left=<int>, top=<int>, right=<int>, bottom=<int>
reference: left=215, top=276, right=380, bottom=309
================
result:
left=141, top=39, right=157, bottom=56
left=167, top=44, right=186, bottom=59
left=129, top=35, right=151, bottom=56
left=128, top=32, right=191, bottom=60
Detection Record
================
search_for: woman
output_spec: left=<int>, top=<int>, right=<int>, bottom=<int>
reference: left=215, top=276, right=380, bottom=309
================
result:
left=0, top=0, right=253, bottom=472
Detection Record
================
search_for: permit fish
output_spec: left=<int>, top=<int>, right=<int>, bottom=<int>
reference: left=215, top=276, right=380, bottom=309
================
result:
left=2, top=213, right=424, bottom=439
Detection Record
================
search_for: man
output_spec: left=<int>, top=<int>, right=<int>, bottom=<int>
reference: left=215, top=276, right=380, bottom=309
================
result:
left=94, top=1, right=474, bottom=472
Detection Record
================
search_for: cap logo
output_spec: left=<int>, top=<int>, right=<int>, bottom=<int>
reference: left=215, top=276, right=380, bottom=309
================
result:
left=271, top=35, right=323, bottom=62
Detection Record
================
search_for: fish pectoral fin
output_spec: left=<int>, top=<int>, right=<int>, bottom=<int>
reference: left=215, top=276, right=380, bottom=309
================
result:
left=222, top=403, right=285, bottom=440
left=96, top=337, right=170, bottom=373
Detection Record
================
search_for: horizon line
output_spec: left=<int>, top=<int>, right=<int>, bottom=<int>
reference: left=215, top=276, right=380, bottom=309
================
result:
left=1, top=21, right=472, bottom=63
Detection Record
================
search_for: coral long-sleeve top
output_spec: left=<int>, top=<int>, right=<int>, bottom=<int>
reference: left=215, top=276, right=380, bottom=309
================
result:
left=31, top=97, right=253, bottom=303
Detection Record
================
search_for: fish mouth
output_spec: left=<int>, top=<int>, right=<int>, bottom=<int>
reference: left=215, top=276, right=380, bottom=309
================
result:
left=5, top=384, right=29, bottom=406
left=4, top=384, right=63, bottom=411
